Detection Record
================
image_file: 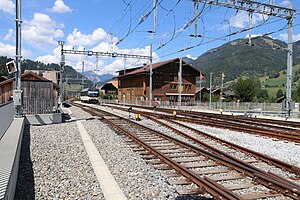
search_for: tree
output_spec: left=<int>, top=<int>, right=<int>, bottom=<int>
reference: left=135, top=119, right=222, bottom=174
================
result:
left=276, top=89, right=284, bottom=98
left=234, top=77, right=255, bottom=102
left=292, top=85, right=300, bottom=102
left=257, top=89, right=269, bottom=99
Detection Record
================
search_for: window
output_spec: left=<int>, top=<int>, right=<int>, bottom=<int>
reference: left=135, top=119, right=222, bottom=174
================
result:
left=170, top=84, right=177, bottom=90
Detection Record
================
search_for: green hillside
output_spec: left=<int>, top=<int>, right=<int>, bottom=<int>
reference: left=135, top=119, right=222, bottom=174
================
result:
left=261, top=64, right=300, bottom=97
left=186, top=36, right=300, bottom=85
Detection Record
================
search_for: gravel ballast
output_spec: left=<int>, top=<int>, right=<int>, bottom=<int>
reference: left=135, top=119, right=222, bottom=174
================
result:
left=15, top=103, right=300, bottom=199
left=15, top=120, right=103, bottom=199
left=70, top=106, right=179, bottom=199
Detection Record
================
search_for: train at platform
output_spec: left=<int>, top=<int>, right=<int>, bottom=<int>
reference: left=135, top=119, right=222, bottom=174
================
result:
left=80, top=88, right=100, bottom=103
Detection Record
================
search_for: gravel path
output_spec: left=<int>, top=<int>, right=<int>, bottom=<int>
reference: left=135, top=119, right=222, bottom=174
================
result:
left=15, top=119, right=103, bottom=199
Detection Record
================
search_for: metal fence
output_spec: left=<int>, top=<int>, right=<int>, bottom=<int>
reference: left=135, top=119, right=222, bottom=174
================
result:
left=22, top=81, right=55, bottom=114
left=210, top=102, right=290, bottom=116
left=99, top=99, right=299, bottom=117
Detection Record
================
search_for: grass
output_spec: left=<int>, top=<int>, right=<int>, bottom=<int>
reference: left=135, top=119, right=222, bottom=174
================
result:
left=260, top=64, right=300, bottom=98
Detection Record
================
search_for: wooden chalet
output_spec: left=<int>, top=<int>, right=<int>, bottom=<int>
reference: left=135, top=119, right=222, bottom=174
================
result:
left=195, top=87, right=210, bottom=101
left=101, top=80, right=118, bottom=98
left=0, top=71, right=59, bottom=114
left=117, top=58, right=199, bottom=105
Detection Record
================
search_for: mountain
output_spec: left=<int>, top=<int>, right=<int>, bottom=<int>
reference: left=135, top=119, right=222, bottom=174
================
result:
left=82, top=70, right=114, bottom=83
left=185, top=36, right=300, bottom=84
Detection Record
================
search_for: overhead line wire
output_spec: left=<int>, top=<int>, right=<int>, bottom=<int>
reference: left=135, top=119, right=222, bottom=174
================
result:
left=159, top=16, right=299, bottom=58
left=116, top=0, right=165, bottom=45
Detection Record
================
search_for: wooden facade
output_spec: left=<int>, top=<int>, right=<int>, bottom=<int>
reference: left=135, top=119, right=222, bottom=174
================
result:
left=117, top=58, right=199, bottom=105
left=101, top=80, right=118, bottom=98
left=0, top=71, right=59, bottom=105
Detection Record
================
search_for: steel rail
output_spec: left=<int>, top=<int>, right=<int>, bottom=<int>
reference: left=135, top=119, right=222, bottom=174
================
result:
left=165, top=118, right=300, bottom=175
left=74, top=103, right=241, bottom=199
left=103, top=103, right=300, bottom=142
left=102, top=117, right=242, bottom=200
left=101, top=103, right=300, bottom=176
left=74, top=102, right=300, bottom=199
left=176, top=116, right=300, bottom=143
left=178, top=111, right=300, bottom=134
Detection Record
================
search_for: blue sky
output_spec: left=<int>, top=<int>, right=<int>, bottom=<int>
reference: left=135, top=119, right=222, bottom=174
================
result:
left=0, top=0, right=299, bottom=75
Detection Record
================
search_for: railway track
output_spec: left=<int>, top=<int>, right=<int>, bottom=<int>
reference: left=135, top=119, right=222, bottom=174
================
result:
left=91, top=103, right=300, bottom=179
left=104, top=103, right=300, bottom=143
left=72, top=102, right=300, bottom=199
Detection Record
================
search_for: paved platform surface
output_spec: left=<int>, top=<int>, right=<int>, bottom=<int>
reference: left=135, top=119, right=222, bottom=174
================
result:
left=0, top=117, right=24, bottom=200
left=76, top=120, right=127, bottom=200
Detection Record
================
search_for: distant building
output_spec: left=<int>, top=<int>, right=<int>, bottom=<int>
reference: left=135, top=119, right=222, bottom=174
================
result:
left=223, top=90, right=236, bottom=99
left=100, top=80, right=118, bottom=98
left=26, top=70, right=59, bottom=84
left=195, top=87, right=210, bottom=101
left=0, top=71, right=59, bottom=114
left=117, top=58, right=199, bottom=105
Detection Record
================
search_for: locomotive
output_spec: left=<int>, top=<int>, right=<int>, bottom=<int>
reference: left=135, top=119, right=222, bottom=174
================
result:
left=80, top=88, right=100, bottom=103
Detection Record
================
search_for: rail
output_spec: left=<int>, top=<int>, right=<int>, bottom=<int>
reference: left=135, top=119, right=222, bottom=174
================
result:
left=73, top=102, right=300, bottom=199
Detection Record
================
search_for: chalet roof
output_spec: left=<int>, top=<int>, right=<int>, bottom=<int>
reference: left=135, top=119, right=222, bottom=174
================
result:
left=223, top=90, right=235, bottom=96
left=0, top=71, right=59, bottom=88
left=117, top=58, right=197, bottom=78
left=195, top=87, right=209, bottom=94
left=101, top=80, right=118, bottom=90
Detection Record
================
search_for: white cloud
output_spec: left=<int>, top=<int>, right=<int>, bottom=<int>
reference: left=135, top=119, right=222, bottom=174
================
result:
left=23, top=13, right=64, bottom=47
left=244, top=34, right=263, bottom=38
left=279, top=33, right=300, bottom=42
left=0, top=0, right=15, bottom=15
left=4, top=29, right=14, bottom=41
left=51, top=0, right=72, bottom=13
left=67, top=28, right=112, bottom=47
left=186, top=54, right=197, bottom=60
left=280, top=0, right=291, bottom=7
left=229, top=11, right=264, bottom=29
left=36, top=27, right=160, bottom=75
left=0, top=42, right=32, bottom=58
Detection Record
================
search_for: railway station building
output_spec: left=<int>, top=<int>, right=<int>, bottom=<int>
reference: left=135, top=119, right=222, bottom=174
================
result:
left=117, top=58, right=199, bottom=105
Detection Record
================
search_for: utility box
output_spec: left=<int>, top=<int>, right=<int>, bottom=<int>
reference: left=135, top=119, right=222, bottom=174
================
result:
left=13, top=90, right=23, bottom=106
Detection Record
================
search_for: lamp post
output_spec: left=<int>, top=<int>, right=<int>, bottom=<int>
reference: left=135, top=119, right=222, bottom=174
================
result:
left=149, top=44, right=153, bottom=106
left=58, top=41, right=65, bottom=110
left=209, top=72, right=213, bottom=110
left=14, top=0, right=23, bottom=117
left=178, top=57, right=182, bottom=110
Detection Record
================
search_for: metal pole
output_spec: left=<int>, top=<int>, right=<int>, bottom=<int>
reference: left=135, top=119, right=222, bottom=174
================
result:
left=149, top=44, right=153, bottom=106
left=178, top=57, right=182, bottom=110
left=221, top=72, right=224, bottom=94
left=82, top=61, right=84, bottom=91
left=96, top=55, right=98, bottom=71
left=58, top=41, right=65, bottom=110
left=199, top=72, right=202, bottom=107
left=210, top=73, right=212, bottom=109
left=66, top=75, right=68, bottom=101
left=153, top=0, right=158, bottom=33
left=15, top=0, right=22, bottom=116
left=286, top=14, right=293, bottom=117
left=194, top=1, right=198, bottom=36
left=123, top=57, right=126, bottom=75
left=248, top=12, right=252, bottom=46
